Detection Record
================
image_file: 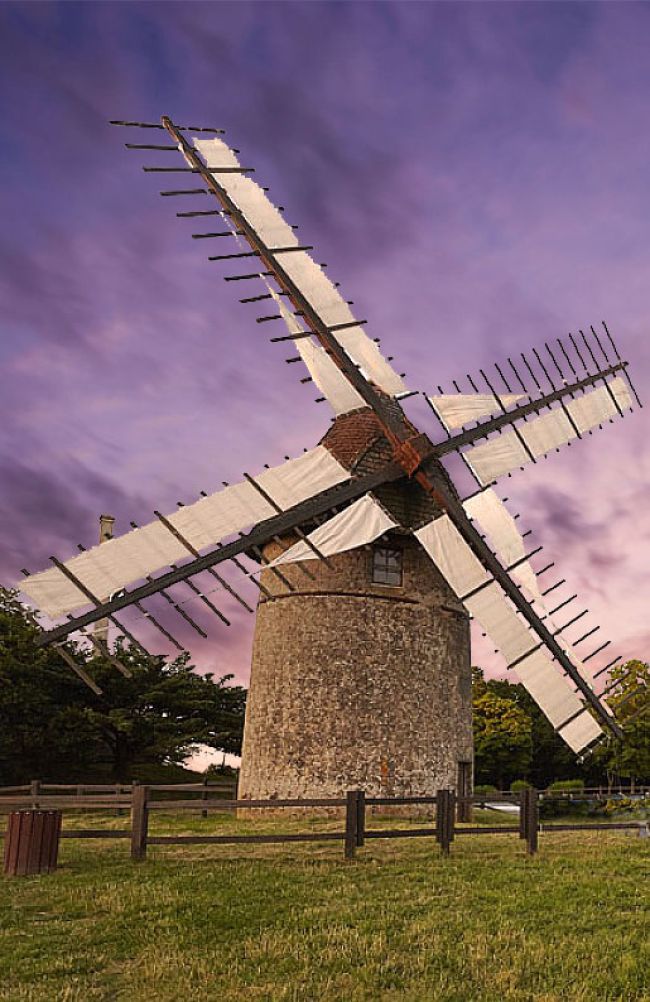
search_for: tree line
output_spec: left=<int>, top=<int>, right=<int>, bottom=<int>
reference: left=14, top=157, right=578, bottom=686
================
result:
left=472, top=664, right=649, bottom=789
left=1, top=589, right=647, bottom=787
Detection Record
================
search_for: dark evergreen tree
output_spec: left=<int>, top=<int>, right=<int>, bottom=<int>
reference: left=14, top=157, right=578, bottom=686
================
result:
left=0, top=589, right=246, bottom=784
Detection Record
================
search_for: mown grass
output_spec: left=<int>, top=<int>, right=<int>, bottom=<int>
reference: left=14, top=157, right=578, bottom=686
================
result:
left=0, top=810, right=647, bottom=1002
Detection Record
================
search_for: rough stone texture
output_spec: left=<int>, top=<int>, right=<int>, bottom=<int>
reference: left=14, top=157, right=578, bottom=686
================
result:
left=239, top=535, right=473, bottom=804
left=239, top=402, right=474, bottom=807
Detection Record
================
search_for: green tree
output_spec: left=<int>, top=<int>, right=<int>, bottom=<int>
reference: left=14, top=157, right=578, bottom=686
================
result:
left=472, top=668, right=533, bottom=788
left=0, top=588, right=246, bottom=783
left=81, top=645, right=246, bottom=781
left=504, top=684, right=582, bottom=788
left=0, top=589, right=95, bottom=783
left=594, top=660, right=650, bottom=787
left=473, top=667, right=611, bottom=788
left=473, top=661, right=650, bottom=790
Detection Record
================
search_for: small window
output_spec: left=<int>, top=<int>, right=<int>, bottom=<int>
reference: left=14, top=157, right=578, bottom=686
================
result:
left=372, top=545, right=403, bottom=586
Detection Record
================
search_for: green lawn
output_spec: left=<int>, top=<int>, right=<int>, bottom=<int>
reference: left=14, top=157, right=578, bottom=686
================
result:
left=0, top=811, right=647, bottom=1002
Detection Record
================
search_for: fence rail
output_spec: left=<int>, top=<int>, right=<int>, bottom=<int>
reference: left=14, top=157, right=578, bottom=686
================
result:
left=0, top=783, right=237, bottom=793
left=1, top=782, right=646, bottom=864
left=1, top=782, right=646, bottom=801
left=0, top=778, right=238, bottom=815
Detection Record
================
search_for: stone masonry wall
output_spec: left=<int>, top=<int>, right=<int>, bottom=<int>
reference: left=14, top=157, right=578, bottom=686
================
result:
left=239, top=533, right=473, bottom=803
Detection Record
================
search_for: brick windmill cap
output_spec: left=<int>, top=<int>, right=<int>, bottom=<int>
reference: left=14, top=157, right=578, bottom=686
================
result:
left=319, top=397, right=444, bottom=531
left=320, top=393, right=418, bottom=474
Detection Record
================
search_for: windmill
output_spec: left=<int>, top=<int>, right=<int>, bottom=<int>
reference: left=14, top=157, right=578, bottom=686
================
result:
left=18, top=115, right=647, bottom=802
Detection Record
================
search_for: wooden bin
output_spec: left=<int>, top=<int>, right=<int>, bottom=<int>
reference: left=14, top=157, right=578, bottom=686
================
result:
left=3, top=811, right=62, bottom=876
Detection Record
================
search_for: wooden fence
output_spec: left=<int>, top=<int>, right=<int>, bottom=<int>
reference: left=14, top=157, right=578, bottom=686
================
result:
left=1, top=782, right=646, bottom=863
left=0, top=778, right=237, bottom=815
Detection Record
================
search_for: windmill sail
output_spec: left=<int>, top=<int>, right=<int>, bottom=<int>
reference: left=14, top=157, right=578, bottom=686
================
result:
left=428, top=393, right=526, bottom=430
left=463, top=489, right=544, bottom=605
left=186, top=134, right=407, bottom=402
left=264, top=494, right=396, bottom=567
left=463, top=488, right=587, bottom=670
left=455, top=377, right=633, bottom=486
left=265, top=287, right=366, bottom=414
left=515, top=651, right=601, bottom=752
left=414, top=513, right=606, bottom=753
left=25, top=453, right=406, bottom=644
left=21, top=446, right=349, bottom=619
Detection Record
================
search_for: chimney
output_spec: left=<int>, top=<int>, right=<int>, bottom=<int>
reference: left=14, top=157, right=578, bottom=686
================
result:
left=94, top=515, right=115, bottom=646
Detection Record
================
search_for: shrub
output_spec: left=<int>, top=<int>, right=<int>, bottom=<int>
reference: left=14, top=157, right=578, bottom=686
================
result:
left=548, top=779, right=585, bottom=793
left=541, top=779, right=587, bottom=819
left=473, top=784, right=498, bottom=796
left=510, top=780, right=532, bottom=792
left=603, top=795, right=649, bottom=818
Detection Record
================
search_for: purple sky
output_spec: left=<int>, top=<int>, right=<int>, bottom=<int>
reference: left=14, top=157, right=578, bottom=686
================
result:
left=2, top=1, right=649, bottom=695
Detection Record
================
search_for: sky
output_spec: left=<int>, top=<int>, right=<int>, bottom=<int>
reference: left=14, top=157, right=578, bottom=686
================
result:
left=1, top=1, right=650, bottom=748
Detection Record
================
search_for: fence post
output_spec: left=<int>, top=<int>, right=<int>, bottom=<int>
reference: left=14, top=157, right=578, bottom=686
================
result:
left=435, top=788, right=444, bottom=849
left=130, top=778, right=137, bottom=822
left=457, top=794, right=472, bottom=824
left=202, top=777, right=209, bottom=819
left=519, top=789, right=527, bottom=840
left=456, top=784, right=472, bottom=824
left=30, top=779, right=41, bottom=810
left=344, top=790, right=358, bottom=859
left=447, top=791, right=456, bottom=850
left=525, top=788, right=538, bottom=856
left=356, top=790, right=365, bottom=848
left=436, top=789, right=453, bottom=855
left=131, top=784, right=149, bottom=861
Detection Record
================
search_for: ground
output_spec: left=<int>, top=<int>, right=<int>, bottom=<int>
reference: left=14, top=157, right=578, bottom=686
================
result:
left=0, top=812, right=647, bottom=1002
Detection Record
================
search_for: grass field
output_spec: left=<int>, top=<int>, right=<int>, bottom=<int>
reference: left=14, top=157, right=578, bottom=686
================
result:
left=0, top=811, right=647, bottom=1002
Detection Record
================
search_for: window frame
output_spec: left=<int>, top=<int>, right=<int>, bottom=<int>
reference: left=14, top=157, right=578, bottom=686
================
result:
left=371, top=543, right=404, bottom=588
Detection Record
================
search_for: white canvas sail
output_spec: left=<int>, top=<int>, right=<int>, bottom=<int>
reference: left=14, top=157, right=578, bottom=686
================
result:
left=22, top=447, right=349, bottom=618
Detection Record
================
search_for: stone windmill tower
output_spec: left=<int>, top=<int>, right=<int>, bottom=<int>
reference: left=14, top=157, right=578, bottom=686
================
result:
left=21, top=115, right=646, bottom=802
left=240, top=404, right=474, bottom=802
